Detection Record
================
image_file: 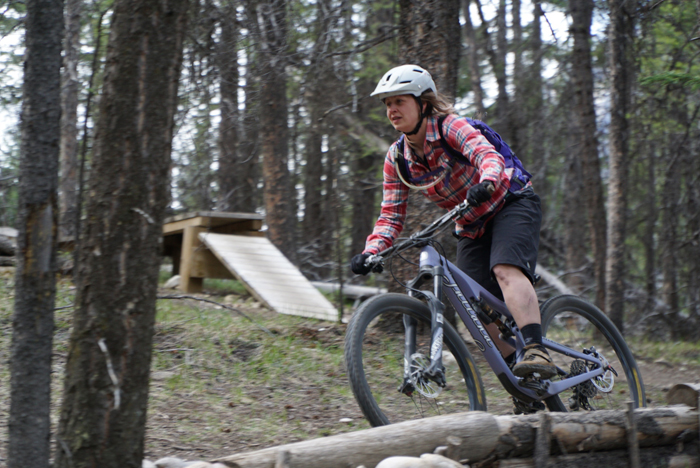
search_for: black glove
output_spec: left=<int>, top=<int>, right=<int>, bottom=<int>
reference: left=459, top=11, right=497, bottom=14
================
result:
left=466, top=181, right=495, bottom=207
left=351, top=253, right=373, bottom=275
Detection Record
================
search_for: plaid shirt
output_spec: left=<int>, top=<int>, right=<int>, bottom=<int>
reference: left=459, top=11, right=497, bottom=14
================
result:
left=364, top=114, right=520, bottom=255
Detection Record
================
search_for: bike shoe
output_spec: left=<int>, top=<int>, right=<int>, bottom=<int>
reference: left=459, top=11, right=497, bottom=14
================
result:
left=512, top=344, right=557, bottom=379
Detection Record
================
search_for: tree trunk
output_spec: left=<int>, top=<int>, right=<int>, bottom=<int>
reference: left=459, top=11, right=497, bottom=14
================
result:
left=511, top=0, right=523, bottom=155
left=217, top=1, right=244, bottom=212
left=685, top=130, right=700, bottom=335
left=348, top=0, right=394, bottom=267
left=54, top=1, right=188, bottom=467
left=660, top=150, right=680, bottom=332
left=605, top=0, right=634, bottom=333
left=562, top=111, right=587, bottom=294
left=494, top=0, right=511, bottom=141
left=462, top=0, right=485, bottom=117
left=8, top=0, right=63, bottom=466
left=59, top=0, right=81, bottom=241
left=350, top=148, right=379, bottom=264
left=398, top=0, right=460, bottom=99
left=661, top=97, right=686, bottom=337
left=395, top=0, right=460, bottom=321
left=569, top=0, right=607, bottom=309
left=642, top=144, right=657, bottom=315
left=238, top=59, right=261, bottom=213
left=247, top=0, right=295, bottom=262
left=301, top=0, right=338, bottom=276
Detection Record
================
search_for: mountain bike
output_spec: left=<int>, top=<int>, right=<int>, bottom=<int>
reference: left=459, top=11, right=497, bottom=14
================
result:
left=344, top=201, right=645, bottom=427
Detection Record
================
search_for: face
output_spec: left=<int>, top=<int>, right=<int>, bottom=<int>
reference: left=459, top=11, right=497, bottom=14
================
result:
left=384, top=94, right=422, bottom=133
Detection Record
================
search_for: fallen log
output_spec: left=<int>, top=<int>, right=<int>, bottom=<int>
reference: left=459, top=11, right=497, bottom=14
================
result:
left=667, top=383, right=700, bottom=408
left=0, top=236, right=15, bottom=256
left=496, top=445, right=698, bottom=468
left=214, top=406, right=698, bottom=468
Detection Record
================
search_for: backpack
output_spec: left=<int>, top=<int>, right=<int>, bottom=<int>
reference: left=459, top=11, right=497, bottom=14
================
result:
left=394, top=115, right=532, bottom=192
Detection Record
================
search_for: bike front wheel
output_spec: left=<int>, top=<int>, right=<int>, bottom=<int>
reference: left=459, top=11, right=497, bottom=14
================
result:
left=540, top=295, right=646, bottom=412
left=345, top=293, right=487, bottom=427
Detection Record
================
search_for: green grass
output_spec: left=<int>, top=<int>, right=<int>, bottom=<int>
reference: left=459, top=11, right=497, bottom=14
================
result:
left=1, top=269, right=700, bottom=459
left=627, top=337, right=700, bottom=366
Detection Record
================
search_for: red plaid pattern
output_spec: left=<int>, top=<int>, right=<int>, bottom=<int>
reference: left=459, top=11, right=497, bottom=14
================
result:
left=364, top=114, right=525, bottom=255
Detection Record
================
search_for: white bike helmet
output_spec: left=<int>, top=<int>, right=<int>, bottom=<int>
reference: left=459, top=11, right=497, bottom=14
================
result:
left=370, top=65, right=437, bottom=101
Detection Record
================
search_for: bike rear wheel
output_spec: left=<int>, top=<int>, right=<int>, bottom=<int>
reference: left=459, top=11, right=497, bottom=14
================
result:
left=345, top=293, right=487, bottom=427
left=540, top=295, right=645, bottom=412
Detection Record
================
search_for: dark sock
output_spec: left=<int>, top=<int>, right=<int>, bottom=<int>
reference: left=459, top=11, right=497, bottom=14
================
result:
left=521, top=323, right=543, bottom=347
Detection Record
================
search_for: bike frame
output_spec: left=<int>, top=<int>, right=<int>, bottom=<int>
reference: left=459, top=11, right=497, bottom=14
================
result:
left=405, top=244, right=607, bottom=404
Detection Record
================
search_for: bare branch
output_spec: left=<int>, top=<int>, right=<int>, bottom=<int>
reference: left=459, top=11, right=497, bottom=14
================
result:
left=157, top=294, right=275, bottom=336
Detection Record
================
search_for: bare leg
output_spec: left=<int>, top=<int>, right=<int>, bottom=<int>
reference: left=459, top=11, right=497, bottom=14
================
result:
left=494, top=263, right=556, bottom=378
left=492, top=263, right=540, bottom=328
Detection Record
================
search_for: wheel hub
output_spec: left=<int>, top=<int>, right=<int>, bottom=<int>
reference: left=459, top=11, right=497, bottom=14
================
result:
left=408, top=353, right=444, bottom=398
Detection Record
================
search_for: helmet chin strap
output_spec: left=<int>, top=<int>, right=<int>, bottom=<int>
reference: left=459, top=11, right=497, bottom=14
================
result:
left=403, top=97, right=428, bottom=136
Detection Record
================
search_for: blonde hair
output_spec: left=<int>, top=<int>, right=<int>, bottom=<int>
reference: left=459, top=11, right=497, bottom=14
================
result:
left=420, top=90, right=456, bottom=117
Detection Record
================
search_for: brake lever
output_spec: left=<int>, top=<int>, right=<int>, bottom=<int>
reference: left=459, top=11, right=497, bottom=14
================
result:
left=364, top=254, right=384, bottom=273
left=453, top=200, right=470, bottom=219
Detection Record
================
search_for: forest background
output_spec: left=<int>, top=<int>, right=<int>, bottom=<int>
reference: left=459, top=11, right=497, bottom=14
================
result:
left=1, top=0, right=700, bottom=466
left=0, top=0, right=698, bottom=341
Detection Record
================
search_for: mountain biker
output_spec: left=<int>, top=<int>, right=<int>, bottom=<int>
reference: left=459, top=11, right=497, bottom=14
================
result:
left=350, top=64, right=556, bottom=380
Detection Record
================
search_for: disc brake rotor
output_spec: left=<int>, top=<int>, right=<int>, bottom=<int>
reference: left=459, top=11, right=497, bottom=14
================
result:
left=409, top=353, right=443, bottom=398
left=591, top=351, right=615, bottom=393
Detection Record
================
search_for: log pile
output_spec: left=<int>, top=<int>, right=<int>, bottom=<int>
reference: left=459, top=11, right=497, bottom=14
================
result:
left=0, top=229, right=16, bottom=266
left=0, top=227, right=16, bottom=266
left=213, top=405, right=699, bottom=468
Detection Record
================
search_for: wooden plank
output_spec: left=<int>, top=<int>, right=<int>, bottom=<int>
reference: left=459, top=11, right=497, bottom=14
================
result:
left=190, top=249, right=235, bottom=279
left=180, top=226, right=205, bottom=293
left=211, top=220, right=263, bottom=234
left=165, top=211, right=264, bottom=224
left=163, top=211, right=264, bottom=235
left=163, top=216, right=208, bottom=236
left=200, top=233, right=337, bottom=321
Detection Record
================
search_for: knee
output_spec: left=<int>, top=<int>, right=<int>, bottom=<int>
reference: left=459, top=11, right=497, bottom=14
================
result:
left=492, top=264, right=525, bottom=288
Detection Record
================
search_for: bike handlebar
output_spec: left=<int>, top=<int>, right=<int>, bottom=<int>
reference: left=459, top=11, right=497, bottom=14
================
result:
left=363, top=199, right=472, bottom=271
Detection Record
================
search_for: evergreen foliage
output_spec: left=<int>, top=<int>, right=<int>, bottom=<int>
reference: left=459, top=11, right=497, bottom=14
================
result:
left=0, top=0, right=698, bottom=338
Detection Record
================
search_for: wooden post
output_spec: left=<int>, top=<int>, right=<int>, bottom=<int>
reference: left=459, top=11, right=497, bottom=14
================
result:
left=534, top=412, right=551, bottom=467
left=444, top=435, right=463, bottom=462
left=275, top=450, right=290, bottom=468
left=626, top=401, right=641, bottom=468
left=179, top=225, right=206, bottom=293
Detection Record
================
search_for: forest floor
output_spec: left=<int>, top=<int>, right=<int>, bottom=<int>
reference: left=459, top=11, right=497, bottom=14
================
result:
left=0, top=268, right=699, bottom=464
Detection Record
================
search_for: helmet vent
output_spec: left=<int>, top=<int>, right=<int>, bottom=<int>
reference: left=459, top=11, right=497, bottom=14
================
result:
left=384, top=74, right=392, bottom=82
left=413, top=68, right=424, bottom=73
left=399, top=80, right=412, bottom=83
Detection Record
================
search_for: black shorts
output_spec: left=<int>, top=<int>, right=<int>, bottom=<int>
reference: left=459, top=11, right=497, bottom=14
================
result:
left=456, top=188, right=542, bottom=301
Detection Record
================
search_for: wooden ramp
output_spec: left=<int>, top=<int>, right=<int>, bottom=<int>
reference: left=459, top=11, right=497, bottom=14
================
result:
left=199, top=233, right=338, bottom=321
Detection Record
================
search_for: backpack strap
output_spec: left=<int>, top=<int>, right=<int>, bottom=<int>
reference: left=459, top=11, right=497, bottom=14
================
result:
left=437, top=115, right=470, bottom=164
left=437, top=115, right=533, bottom=192
left=393, top=135, right=446, bottom=189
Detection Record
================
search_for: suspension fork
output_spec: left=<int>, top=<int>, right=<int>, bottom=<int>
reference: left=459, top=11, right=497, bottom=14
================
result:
left=400, top=266, right=446, bottom=394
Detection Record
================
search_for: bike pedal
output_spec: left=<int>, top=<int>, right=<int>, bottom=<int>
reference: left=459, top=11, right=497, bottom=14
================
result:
left=517, top=376, right=550, bottom=396
left=512, top=397, right=546, bottom=415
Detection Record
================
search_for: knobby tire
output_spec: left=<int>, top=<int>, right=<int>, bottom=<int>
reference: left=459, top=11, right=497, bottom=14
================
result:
left=540, top=295, right=646, bottom=412
left=345, top=293, right=487, bottom=427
